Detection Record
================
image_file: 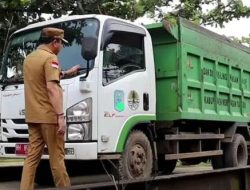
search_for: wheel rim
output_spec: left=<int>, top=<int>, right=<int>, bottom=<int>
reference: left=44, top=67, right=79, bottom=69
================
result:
left=128, top=143, right=147, bottom=177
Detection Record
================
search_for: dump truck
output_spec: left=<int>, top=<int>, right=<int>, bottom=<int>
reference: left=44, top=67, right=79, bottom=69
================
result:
left=0, top=15, right=249, bottom=181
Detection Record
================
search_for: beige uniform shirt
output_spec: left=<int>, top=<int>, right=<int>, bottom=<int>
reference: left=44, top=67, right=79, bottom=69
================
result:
left=23, top=44, right=62, bottom=124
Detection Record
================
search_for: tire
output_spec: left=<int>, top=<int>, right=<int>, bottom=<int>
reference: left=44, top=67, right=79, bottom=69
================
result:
left=158, top=154, right=176, bottom=174
left=119, top=130, right=153, bottom=179
left=224, top=134, right=248, bottom=167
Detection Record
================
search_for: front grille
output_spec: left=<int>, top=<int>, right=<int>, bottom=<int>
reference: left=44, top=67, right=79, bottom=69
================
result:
left=43, top=148, right=49, bottom=155
left=3, top=127, right=8, bottom=133
left=15, top=129, right=28, bottom=134
left=7, top=138, right=29, bottom=143
left=12, top=119, right=26, bottom=124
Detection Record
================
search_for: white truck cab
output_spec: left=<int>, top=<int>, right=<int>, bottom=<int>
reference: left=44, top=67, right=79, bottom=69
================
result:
left=0, top=15, right=156, bottom=165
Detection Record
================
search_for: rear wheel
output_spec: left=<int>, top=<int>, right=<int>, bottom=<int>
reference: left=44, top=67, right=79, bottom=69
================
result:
left=119, top=130, right=153, bottom=179
left=224, top=134, right=248, bottom=167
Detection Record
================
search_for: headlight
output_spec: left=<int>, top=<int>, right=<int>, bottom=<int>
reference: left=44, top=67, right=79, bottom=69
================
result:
left=68, top=123, right=91, bottom=141
left=66, top=98, right=92, bottom=122
left=66, top=98, right=92, bottom=141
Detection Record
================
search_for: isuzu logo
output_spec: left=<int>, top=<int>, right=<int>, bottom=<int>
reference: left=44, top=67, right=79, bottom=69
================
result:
left=19, top=109, right=25, bottom=116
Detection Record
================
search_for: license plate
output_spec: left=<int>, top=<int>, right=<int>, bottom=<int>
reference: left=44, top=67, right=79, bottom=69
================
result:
left=15, top=144, right=28, bottom=155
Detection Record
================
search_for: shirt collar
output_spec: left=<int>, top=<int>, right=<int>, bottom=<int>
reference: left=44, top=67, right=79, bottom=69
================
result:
left=37, top=44, right=55, bottom=55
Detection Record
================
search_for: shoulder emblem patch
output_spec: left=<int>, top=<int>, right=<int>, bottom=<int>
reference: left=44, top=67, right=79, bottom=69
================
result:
left=51, top=61, right=59, bottom=69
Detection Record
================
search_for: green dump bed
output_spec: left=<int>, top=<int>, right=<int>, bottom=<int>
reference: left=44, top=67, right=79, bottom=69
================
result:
left=147, top=18, right=250, bottom=122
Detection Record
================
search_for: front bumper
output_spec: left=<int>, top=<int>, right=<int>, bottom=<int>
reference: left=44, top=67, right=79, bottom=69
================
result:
left=0, top=142, right=98, bottom=160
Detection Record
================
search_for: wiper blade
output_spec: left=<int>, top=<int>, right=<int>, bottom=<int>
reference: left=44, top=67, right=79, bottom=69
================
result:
left=1, top=77, right=23, bottom=90
left=61, top=68, right=87, bottom=79
left=7, top=77, right=23, bottom=83
left=78, top=68, right=87, bottom=72
left=1, top=80, right=8, bottom=90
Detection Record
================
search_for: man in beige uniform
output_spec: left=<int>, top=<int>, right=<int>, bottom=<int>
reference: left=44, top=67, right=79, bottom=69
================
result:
left=20, top=27, right=79, bottom=190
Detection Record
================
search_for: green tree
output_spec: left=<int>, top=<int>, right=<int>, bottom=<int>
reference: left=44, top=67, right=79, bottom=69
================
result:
left=0, top=0, right=147, bottom=57
left=0, top=0, right=44, bottom=58
left=1, top=0, right=250, bottom=57
left=150, top=0, right=250, bottom=27
left=141, top=0, right=250, bottom=46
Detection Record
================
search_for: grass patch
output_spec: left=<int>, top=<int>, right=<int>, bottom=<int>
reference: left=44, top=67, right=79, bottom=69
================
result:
left=0, top=158, right=24, bottom=162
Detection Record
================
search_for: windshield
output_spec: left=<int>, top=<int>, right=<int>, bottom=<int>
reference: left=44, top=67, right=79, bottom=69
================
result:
left=0, top=18, right=99, bottom=84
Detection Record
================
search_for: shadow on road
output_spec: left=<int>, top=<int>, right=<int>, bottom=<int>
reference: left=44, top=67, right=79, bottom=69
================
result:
left=0, top=166, right=22, bottom=181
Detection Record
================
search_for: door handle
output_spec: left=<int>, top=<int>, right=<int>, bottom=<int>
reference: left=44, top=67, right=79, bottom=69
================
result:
left=143, top=93, right=149, bottom=111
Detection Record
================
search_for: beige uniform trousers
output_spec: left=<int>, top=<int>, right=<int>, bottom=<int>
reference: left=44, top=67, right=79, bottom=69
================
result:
left=20, top=123, right=70, bottom=190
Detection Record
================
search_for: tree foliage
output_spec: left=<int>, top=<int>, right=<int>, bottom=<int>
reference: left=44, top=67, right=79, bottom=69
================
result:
left=142, top=0, right=250, bottom=27
left=1, top=0, right=250, bottom=57
left=0, top=0, right=146, bottom=57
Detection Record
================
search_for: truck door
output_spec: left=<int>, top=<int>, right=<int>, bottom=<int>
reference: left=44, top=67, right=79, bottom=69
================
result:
left=98, top=19, right=155, bottom=153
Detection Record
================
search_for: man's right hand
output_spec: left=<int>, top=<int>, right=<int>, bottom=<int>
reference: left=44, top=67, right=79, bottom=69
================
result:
left=57, top=116, right=66, bottom=136
left=67, top=65, right=80, bottom=76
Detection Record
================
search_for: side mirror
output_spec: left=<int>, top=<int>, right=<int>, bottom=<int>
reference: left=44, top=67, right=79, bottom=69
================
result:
left=81, top=37, right=98, bottom=61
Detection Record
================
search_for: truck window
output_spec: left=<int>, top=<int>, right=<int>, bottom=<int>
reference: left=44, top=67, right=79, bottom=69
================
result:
left=4, top=31, right=40, bottom=80
left=1, top=18, right=99, bottom=83
left=102, top=32, right=145, bottom=85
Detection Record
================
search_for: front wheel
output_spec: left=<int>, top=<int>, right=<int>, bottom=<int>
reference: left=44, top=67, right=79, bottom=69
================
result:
left=119, top=130, right=153, bottom=179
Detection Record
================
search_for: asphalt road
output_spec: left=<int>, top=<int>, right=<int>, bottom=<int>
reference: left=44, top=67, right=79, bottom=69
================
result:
left=0, top=165, right=22, bottom=190
left=0, top=162, right=212, bottom=190
left=0, top=163, right=112, bottom=190
left=0, top=166, right=111, bottom=190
